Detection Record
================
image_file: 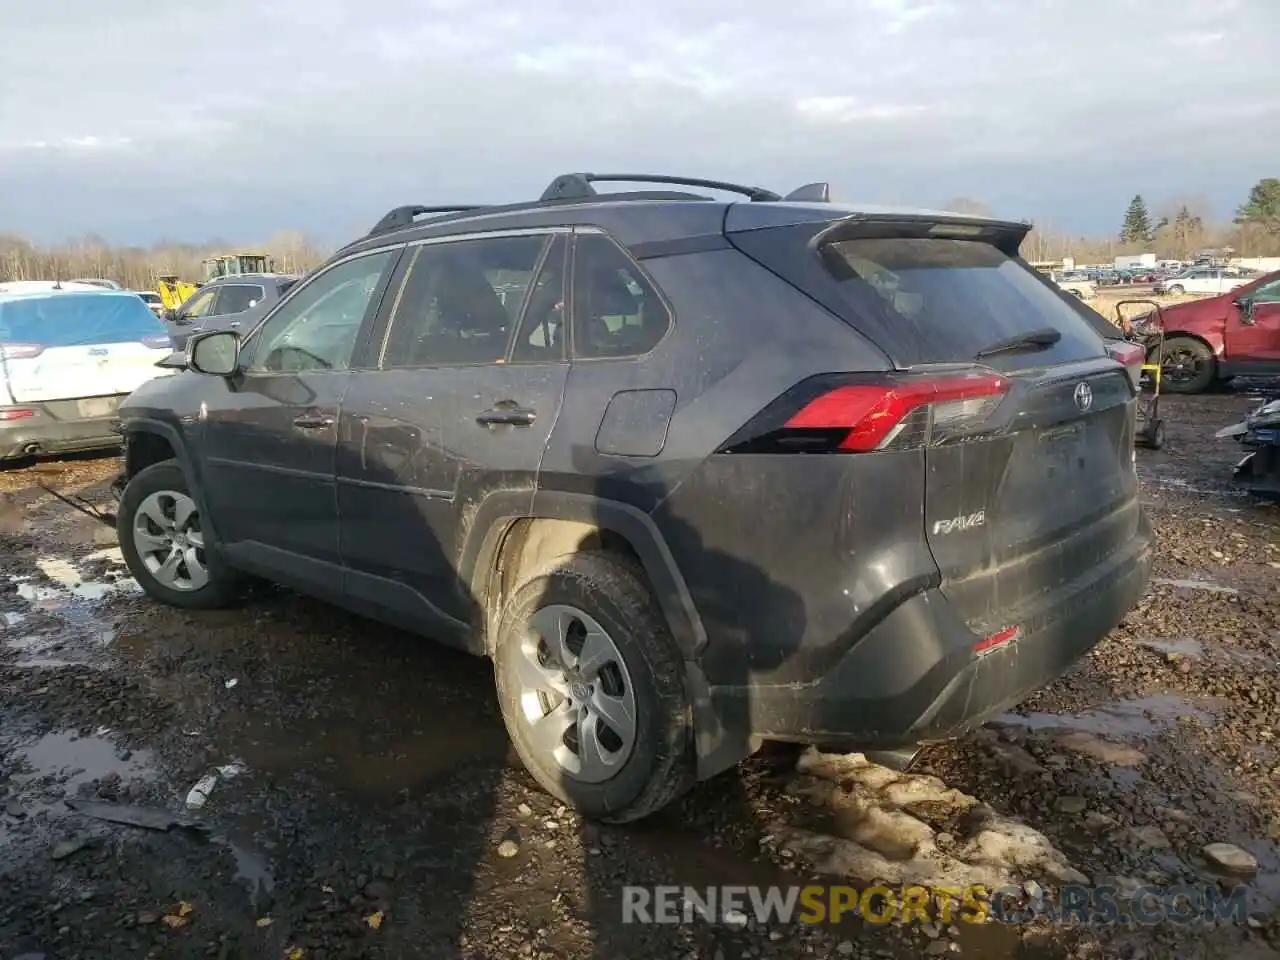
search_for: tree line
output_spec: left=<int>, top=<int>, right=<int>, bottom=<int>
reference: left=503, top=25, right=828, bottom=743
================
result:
left=3, top=180, right=1278, bottom=290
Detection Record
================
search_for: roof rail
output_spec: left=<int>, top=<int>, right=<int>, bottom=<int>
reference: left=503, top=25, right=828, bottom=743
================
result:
left=368, top=204, right=489, bottom=237
left=783, top=182, right=830, bottom=202
left=540, top=173, right=782, bottom=203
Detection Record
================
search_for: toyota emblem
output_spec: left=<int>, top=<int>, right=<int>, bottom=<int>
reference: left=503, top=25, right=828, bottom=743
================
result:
left=1073, top=381, right=1093, bottom=412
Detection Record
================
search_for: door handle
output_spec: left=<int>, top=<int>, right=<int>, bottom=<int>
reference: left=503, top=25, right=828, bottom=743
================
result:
left=476, top=406, right=536, bottom=427
left=293, top=413, right=335, bottom=429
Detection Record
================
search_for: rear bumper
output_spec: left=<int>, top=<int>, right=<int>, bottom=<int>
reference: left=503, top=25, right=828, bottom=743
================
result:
left=0, top=399, right=126, bottom=460
left=709, top=511, right=1153, bottom=750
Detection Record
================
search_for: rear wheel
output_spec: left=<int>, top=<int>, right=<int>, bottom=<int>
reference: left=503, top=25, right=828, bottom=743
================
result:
left=117, top=460, right=241, bottom=609
left=493, top=551, right=694, bottom=823
left=1166, top=284, right=1185, bottom=295
left=1158, top=336, right=1216, bottom=394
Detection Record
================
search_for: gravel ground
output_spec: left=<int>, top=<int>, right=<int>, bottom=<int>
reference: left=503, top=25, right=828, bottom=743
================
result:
left=1, top=390, right=1278, bottom=960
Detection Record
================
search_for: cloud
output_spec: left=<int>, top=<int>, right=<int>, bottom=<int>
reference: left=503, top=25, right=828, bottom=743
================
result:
left=0, top=0, right=1276, bottom=244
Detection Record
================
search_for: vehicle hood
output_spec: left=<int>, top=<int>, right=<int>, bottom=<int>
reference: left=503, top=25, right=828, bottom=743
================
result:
left=1146, top=294, right=1230, bottom=330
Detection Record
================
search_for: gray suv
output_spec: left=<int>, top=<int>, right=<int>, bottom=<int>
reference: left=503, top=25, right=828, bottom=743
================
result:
left=111, top=173, right=1152, bottom=822
left=165, top=273, right=297, bottom=350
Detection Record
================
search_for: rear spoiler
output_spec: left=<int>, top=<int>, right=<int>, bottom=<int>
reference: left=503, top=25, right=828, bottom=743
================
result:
left=810, top=214, right=1031, bottom=257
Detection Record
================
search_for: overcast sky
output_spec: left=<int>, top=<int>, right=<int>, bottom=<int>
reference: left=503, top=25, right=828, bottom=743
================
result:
left=1, top=0, right=1277, bottom=246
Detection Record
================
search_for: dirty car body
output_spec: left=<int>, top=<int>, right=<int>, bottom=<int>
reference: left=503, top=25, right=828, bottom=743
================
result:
left=111, top=174, right=1153, bottom=821
left=0, top=289, right=174, bottom=461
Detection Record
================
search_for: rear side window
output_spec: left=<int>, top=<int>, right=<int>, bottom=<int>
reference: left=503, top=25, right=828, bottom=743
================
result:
left=381, top=234, right=547, bottom=368
left=215, top=284, right=264, bottom=314
left=571, top=234, right=670, bottom=359
left=0, top=295, right=166, bottom=346
left=818, top=238, right=1106, bottom=364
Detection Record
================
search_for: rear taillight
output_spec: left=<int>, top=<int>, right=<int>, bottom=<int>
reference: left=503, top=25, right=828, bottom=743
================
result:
left=1106, top=341, right=1145, bottom=368
left=719, top=369, right=1011, bottom=455
left=0, top=342, right=44, bottom=360
left=0, top=408, right=34, bottom=421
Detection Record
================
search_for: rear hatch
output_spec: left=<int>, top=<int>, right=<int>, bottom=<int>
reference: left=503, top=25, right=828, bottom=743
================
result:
left=727, top=210, right=1141, bottom=632
left=0, top=293, right=174, bottom=411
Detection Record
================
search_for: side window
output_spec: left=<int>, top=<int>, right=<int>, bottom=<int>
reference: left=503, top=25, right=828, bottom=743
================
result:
left=509, top=236, right=568, bottom=363
left=381, top=235, right=547, bottom=368
left=215, top=284, right=264, bottom=315
left=1251, top=278, right=1280, bottom=304
left=246, top=249, right=396, bottom=374
left=181, top=288, right=217, bottom=319
left=571, top=234, right=671, bottom=359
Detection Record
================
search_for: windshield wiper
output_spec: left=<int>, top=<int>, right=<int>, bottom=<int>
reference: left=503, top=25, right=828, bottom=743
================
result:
left=974, top=326, right=1061, bottom=359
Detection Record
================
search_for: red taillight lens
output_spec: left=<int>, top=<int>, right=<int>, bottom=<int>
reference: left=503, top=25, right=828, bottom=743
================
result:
left=785, top=373, right=1009, bottom=452
left=719, top=370, right=1011, bottom=455
left=0, top=342, right=44, bottom=360
left=0, top=408, right=34, bottom=421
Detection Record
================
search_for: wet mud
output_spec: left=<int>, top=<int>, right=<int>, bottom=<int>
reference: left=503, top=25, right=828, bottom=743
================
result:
left=1, top=392, right=1279, bottom=959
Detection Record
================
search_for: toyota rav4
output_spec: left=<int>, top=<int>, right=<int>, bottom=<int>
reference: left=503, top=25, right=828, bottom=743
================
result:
left=111, top=173, right=1153, bottom=822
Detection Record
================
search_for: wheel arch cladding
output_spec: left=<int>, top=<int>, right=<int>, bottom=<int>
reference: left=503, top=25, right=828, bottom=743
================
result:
left=460, top=489, right=707, bottom=661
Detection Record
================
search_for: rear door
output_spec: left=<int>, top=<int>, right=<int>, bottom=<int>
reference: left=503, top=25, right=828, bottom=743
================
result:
left=0, top=293, right=173, bottom=408
left=825, top=236, right=1138, bottom=628
left=336, top=230, right=568, bottom=631
left=728, top=218, right=1140, bottom=631
left=208, top=282, right=266, bottom=333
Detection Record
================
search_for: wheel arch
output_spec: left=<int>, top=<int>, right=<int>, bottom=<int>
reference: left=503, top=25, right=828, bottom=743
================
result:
left=459, top=490, right=707, bottom=662
left=120, top=419, right=217, bottom=539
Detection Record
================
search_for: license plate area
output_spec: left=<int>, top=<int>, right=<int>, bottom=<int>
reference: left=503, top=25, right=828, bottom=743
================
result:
left=76, top=396, right=119, bottom=418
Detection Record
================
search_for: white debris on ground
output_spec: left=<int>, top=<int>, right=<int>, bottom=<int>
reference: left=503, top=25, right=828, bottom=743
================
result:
left=770, top=749, right=1088, bottom=892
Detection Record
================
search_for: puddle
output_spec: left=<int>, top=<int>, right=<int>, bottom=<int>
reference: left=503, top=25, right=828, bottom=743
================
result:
left=995, top=694, right=1217, bottom=738
left=5, top=627, right=115, bottom=667
left=1135, top=637, right=1204, bottom=658
left=213, top=707, right=516, bottom=798
left=3, top=611, right=25, bottom=628
left=1133, top=637, right=1272, bottom=665
left=1151, top=577, right=1238, bottom=595
left=15, top=730, right=156, bottom=794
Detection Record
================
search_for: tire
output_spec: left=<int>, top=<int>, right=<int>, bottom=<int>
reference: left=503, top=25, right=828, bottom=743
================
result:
left=1149, top=420, right=1166, bottom=450
left=1157, top=336, right=1216, bottom=394
left=1167, top=284, right=1185, bottom=295
left=117, top=459, right=241, bottom=609
left=493, top=551, right=694, bottom=823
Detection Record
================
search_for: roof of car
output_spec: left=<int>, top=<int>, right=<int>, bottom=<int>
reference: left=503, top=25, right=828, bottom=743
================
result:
left=203, top=273, right=296, bottom=284
left=0, top=288, right=142, bottom=305
left=335, top=173, right=1029, bottom=258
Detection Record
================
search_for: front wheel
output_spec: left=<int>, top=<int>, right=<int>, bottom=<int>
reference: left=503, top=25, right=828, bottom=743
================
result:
left=493, top=551, right=694, bottom=823
left=1157, top=336, right=1216, bottom=394
left=117, top=460, right=241, bottom=609
left=1166, top=284, right=1185, bottom=295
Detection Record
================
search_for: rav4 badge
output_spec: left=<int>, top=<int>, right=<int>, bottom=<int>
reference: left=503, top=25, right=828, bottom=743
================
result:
left=932, top=511, right=986, bottom=536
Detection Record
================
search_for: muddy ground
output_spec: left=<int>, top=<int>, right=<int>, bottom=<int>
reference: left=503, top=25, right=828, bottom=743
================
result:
left=1, top=390, right=1278, bottom=960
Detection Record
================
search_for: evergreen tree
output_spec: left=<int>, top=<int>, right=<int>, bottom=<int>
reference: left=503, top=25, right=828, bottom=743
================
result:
left=1234, top=178, right=1280, bottom=235
left=1120, top=195, right=1152, bottom=244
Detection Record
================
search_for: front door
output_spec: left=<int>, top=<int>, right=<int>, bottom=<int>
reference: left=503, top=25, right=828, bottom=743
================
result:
left=199, top=247, right=401, bottom=596
left=337, top=231, right=569, bottom=639
left=1225, top=274, right=1280, bottom=365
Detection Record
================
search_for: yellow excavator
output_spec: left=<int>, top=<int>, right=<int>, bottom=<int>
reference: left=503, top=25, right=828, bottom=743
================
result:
left=155, top=253, right=276, bottom=310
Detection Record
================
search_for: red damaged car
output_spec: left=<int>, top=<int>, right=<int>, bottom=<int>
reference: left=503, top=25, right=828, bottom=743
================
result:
left=1130, top=269, right=1280, bottom=393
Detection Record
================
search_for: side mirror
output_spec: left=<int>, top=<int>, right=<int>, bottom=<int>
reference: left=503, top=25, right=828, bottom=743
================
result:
left=1235, top=298, right=1255, bottom=323
left=187, top=330, right=241, bottom=377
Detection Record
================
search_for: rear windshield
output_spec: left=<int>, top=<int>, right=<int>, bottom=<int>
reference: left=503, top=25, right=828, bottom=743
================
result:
left=0, top=294, right=166, bottom=347
left=820, top=238, right=1107, bottom=363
